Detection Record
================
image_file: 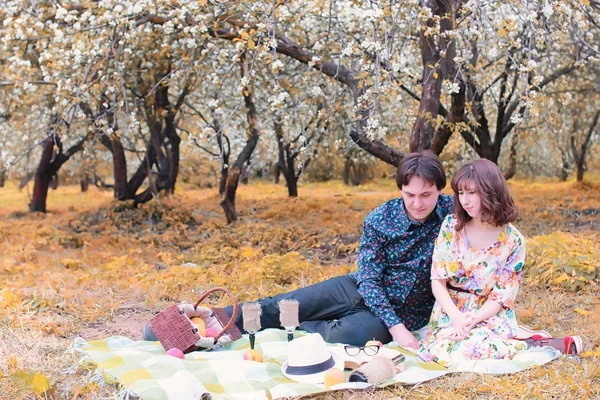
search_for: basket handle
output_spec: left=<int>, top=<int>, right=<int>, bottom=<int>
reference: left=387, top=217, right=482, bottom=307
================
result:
left=193, top=287, right=238, bottom=342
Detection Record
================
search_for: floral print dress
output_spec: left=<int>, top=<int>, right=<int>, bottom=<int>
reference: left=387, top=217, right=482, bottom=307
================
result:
left=417, top=215, right=527, bottom=367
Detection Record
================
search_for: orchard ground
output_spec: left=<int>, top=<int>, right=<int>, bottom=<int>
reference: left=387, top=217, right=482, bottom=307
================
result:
left=0, top=177, right=599, bottom=399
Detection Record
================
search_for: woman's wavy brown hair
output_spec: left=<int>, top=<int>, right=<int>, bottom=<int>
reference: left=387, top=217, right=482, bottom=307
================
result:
left=451, top=159, right=519, bottom=231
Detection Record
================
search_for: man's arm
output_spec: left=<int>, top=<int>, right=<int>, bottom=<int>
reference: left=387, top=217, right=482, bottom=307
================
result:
left=355, top=217, right=418, bottom=348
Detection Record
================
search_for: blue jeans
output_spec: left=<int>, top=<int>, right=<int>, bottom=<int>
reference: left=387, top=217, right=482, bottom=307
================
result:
left=223, top=275, right=392, bottom=346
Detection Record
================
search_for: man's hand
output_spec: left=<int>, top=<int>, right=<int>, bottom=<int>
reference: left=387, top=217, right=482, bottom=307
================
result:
left=389, top=323, right=419, bottom=349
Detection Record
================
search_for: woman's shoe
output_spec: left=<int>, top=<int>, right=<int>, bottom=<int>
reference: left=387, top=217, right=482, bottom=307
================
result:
left=516, top=326, right=552, bottom=340
left=525, top=335, right=582, bottom=354
left=564, top=336, right=583, bottom=354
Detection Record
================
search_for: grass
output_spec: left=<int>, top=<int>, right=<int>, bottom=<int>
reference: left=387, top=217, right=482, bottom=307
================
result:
left=0, top=177, right=599, bottom=399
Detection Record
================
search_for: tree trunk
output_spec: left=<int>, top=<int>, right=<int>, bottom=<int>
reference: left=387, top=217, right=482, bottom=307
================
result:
left=80, top=174, right=89, bottom=192
left=111, top=136, right=130, bottom=200
left=559, top=150, right=570, bottom=182
left=219, top=166, right=228, bottom=195
left=286, top=176, right=298, bottom=196
left=343, top=156, right=351, bottom=185
left=240, top=161, right=250, bottom=185
left=164, top=113, right=180, bottom=194
left=221, top=167, right=240, bottom=223
left=0, top=169, right=5, bottom=187
left=571, top=110, right=599, bottom=182
left=30, top=133, right=88, bottom=212
left=503, top=136, right=518, bottom=180
left=410, top=0, right=453, bottom=152
left=273, top=163, right=280, bottom=184
left=273, top=121, right=299, bottom=196
left=50, top=174, right=59, bottom=190
left=576, top=163, right=585, bottom=182
left=30, top=138, right=55, bottom=212
left=283, top=154, right=298, bottom=197
left=220, top=53, right=260, bottom=223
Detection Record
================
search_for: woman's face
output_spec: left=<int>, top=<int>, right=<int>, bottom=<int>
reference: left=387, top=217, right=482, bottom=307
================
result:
left=458, top=180, right=482, bottom=219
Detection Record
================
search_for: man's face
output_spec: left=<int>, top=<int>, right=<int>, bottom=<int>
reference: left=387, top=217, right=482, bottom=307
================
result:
left=401, top=176, right=443, bottom=223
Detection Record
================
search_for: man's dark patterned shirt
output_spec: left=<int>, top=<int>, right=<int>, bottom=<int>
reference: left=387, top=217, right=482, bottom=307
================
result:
left=351, top=195, right=453, bottom=330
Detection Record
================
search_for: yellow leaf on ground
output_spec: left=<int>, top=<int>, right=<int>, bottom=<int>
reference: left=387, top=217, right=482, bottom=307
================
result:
left=31, top=372, right=50, bottom=394
left=574, top=308, right=592, bottom=316
left=581, top=348, right=600, bottom=358
left=552, top=273, right=570, bottom=285
left=240, top=247, right=260, bottom=258
left=1, top=287, right=19, bottom=305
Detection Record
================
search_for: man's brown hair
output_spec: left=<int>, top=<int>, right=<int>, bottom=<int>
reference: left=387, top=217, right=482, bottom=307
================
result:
left=396, top=151, right=446, bottom=190
left=451, top=159, right=519, bottom=230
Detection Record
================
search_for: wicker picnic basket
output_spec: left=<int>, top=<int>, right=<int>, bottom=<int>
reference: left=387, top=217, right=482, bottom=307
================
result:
left=150, top=287, right=242, bottom=354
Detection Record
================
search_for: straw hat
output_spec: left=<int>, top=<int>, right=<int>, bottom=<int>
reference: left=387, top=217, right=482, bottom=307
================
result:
left=281, top=333, right=345, bottom=384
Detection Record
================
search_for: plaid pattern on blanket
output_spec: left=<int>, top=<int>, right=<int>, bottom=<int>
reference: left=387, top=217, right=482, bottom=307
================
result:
left=74, top=329, right=560, bottom=400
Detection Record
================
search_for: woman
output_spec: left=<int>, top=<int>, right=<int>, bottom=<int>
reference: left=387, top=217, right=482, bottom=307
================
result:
left=417, top=159, right=581, bottom=367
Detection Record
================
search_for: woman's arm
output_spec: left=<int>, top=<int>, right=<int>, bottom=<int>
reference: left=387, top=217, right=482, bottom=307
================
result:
left=432, top=279, right=472, bottom=337
left=431, top=279, right=461, bottom=318
left=468, top=300, right=502, bottom=325
left=463, top=231, right=526, bottom=335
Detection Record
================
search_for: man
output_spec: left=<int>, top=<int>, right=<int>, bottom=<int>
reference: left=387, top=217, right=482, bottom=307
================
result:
left=224, top=151, right=452, bottom=348
left=144, top=152, right=452, bottom=348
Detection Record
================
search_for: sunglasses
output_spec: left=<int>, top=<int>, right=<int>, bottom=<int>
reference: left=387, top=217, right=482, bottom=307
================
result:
left=344, top=345, right=380, bottom=356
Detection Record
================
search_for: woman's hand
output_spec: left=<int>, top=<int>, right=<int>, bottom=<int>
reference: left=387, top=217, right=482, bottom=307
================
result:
left=447, top=311, right=475, bottom=340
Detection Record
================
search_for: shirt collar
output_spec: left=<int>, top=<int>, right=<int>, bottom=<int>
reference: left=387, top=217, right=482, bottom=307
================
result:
left=433, top=200, right=447, bottom=220
left=398, top=197, right=445, bottom=231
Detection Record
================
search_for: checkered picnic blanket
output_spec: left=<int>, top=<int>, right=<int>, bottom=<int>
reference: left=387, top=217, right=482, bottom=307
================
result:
left=73, top=329, right=560, bottom=400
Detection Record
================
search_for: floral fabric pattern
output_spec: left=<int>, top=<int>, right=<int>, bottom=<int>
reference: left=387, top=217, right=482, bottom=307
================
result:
left=352, top=195, right=453, bottom=330
left=418, top=214, right=527, bottom=367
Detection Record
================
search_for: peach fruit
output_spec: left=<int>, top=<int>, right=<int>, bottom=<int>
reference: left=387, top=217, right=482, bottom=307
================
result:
left=204, top=328, right=218, bottom=338
left=166, top=348, right=185, bottom=359
left=323, top=367, right=346, bottom=388
left=190, top=317, right=206, bottom=336
left=243, top=349, right=264, bottom=362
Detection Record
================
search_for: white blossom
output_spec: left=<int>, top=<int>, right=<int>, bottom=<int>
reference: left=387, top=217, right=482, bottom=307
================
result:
left=310, top=86, right=324, bottom=98
left=271, top=59, right=284, bottom=73
left=365, top=118, right=388, bottom=140
left=443, top=80, right=461, bottom=94
left=510, top=113, right=523, bottom=125
left=55, top=7, right=68, bottom=21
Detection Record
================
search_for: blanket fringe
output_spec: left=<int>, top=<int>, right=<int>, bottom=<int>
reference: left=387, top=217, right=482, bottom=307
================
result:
left=115, top=387, right=140, bottom=400
left=66, top=337, right=138, bottom=398
left=67, top=337, right=88, bottom=352
left=64, top=354, right=91, bottom=375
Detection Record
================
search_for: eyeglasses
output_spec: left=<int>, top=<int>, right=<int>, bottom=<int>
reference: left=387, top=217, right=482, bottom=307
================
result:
left=344, top=345, right=380, bottom=356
